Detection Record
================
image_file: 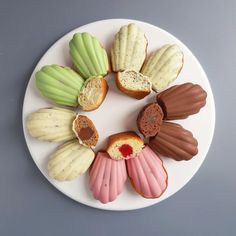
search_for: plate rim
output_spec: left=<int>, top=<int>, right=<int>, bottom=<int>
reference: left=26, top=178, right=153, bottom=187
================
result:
left=22, top=18, right=216, bottom=211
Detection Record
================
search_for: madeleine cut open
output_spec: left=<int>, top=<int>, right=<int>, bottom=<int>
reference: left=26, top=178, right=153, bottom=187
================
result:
left=78, top=76, right=108, bottom=111
left=72, top=114, right=99, bottom=148
left=106, top=132, right=144, bottom=160
left=116, top=70, right=151, bottom=99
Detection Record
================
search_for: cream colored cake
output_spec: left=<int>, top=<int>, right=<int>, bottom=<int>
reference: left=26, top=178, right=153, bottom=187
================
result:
left=78, top=76, right=108, bottom=111
left=107, top=132, right=144, bottom=160
left=116, top=70, right=151, bottom=99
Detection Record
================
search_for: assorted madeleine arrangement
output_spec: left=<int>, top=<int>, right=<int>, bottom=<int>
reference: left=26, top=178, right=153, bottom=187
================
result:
left=26, top=23, right=207, bottom=204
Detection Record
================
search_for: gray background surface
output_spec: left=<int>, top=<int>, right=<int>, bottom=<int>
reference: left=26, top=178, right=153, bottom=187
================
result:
left=0, top=0, right=235, bottom=235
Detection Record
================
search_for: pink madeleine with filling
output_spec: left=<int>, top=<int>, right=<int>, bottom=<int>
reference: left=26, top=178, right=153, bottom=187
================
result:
left=89, top=151, right=127, bottom=204
left=126, top=145, right=168, bottom=198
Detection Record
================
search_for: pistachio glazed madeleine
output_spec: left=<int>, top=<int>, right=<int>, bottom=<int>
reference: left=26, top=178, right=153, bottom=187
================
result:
left=111, top=23, right=147, bottom=72
left=69, top=32, right=109, bottom=79
left=48, top=140, right=95, bottom=181
left=26, top=107, right=76, bottom=142
left=35, top=65, right=84, bottom=107
left=141, top=44, right=184, bottom=92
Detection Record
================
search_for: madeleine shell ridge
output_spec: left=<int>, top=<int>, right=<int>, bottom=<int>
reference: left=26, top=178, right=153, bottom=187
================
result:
left=149, top=122, right=198, bottom=161
left=69, top=32, right=109, bottom=79
left=35, top=65, right=84, bottom=107
left=26, top=107, right=76, bottom=142
left=48, top=140, right=95, bottom=181
left=126, top=145, right=168, bottom=198
left=111, top=23, right=147, bottom=72
left=89, top=152, right=127, bottom=204
left=141, top=44, right=184, bottom=91
left=156, top=82, right=207, bottom=120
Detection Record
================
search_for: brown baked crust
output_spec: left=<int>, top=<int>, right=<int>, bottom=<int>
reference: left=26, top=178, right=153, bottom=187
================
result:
left=116, top=73, right=151, bottom=100
left=107, top=131, right=143, bottom=150
left=72, top=114, right=99, bottom=147
left=81, top=78, right=108, bottom=112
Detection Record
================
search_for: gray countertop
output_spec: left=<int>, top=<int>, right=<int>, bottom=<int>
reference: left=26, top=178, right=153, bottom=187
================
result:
left=0, top=0, right=235, bottom=235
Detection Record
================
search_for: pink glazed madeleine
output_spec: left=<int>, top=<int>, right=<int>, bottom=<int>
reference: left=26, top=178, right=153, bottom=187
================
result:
left=126, top=145, right=168, bottom=198
left=89, top=151, right=127, bottom=204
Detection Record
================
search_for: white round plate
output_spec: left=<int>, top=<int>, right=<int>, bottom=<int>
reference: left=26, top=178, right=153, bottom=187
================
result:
left=22, top=19, right=215, bottom=211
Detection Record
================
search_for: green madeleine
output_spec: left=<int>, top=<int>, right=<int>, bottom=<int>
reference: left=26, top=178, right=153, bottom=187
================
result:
left=35, top=65, right=84, bottom=107
left=69, top=32, right=109, bottom=79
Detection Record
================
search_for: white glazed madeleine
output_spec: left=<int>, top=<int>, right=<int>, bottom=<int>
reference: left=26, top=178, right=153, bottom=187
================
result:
left=48, top=140, right=95, bottom=181
left=116, top=70, right=151, bottom=99
left=78, top=76, right=108, bottom=111
left=111, top=23, right=147, bottom=72
left=141, top=44, right=184, bottom=92
left=26, top=107, right=76, bottom=142
left=107, top=132, right=144, bottom=160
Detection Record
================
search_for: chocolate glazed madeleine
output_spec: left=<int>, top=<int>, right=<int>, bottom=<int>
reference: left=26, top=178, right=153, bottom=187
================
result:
left=149, top=122, right=198, bottom=161
left=156, top=83, right=207, bottom=120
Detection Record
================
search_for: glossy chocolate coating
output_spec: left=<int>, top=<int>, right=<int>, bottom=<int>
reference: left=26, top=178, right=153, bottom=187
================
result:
left=149, top=122, right=198, bottom=161
left=156, top=83, right=207, bottom=120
